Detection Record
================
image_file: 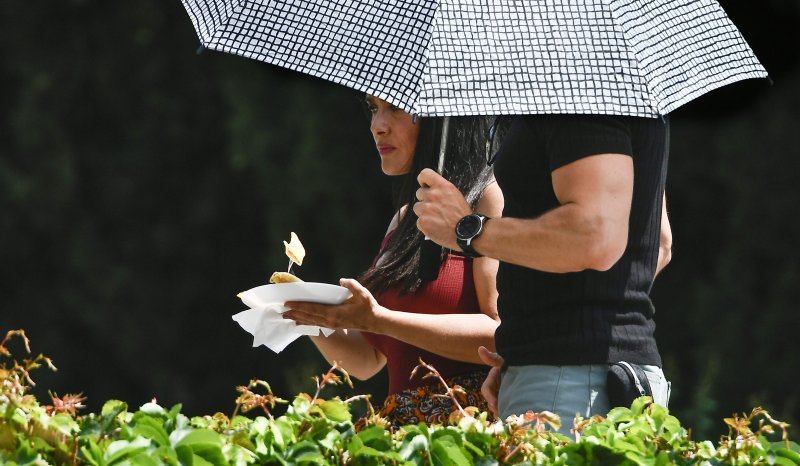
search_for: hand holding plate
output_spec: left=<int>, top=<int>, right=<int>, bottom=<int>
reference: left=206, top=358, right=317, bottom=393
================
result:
left=283, top=278, right=384, bottom=332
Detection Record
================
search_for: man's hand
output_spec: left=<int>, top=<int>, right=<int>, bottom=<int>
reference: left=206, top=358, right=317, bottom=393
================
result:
left=414, top=168, right=471, bottom=250
left=478, top=345, right=504, bottom=418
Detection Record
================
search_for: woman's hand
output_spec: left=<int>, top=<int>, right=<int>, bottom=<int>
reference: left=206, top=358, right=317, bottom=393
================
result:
left=478, top=345, right=505, bottom=418
left=283, top=278, right=385, bottom=332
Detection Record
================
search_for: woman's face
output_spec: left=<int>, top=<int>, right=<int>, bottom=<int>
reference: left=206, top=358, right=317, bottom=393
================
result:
left=366, top=95, right=420, bottom=176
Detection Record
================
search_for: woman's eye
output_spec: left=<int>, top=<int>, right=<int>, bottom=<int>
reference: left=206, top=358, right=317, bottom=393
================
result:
left=367, top=105, right=378, bottom=114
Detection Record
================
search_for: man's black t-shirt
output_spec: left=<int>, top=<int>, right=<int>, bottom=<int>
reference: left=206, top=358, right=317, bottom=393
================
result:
left=492, top=114, right=668, bottom=367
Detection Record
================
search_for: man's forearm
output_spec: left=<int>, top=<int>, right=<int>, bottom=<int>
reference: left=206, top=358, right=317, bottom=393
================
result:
left=471, top=203, right=629, bottom=273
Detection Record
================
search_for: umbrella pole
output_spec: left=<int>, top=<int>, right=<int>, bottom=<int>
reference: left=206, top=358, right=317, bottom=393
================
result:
left=419, top=117, right=450, bottom=282
left=437, top=116, right=450, bottom=173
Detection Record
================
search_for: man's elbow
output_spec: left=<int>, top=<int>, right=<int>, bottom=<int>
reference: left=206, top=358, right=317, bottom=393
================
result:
left=581, top=223, right=628, bottom=271
left=584, top=244, right=626, bottom=271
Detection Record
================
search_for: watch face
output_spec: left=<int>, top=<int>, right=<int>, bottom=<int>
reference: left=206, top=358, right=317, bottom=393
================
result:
left=456, top=215, right=482, bottom=238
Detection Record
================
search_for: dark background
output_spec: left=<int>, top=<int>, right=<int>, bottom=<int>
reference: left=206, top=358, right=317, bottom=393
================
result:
left=1, top=1, right=798, bottom=440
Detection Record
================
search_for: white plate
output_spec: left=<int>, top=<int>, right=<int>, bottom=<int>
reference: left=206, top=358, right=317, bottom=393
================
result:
left=237, top=282, right=350, bottom=311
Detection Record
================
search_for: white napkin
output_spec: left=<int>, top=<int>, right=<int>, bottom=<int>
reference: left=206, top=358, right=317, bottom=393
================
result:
left=232, top=282, right=350, bottom=353
left=232, top=304, right=335, bottom=353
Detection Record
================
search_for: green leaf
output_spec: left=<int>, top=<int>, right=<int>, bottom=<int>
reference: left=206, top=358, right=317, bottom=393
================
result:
left=356, top=426, right=391, bottom=450
left=79, top=400, right=129, bottom=438
left=630, top=397, right=651, bottom=415
left=418, top=423, right=431, bottom=438
left=49, top=412, right=80, bottom=436
left=175, top=445, right=193, bottom=465
left=81, top=440, right=104, bottom=465
left=317, top=399, right=351, bottom=423
left=287, top=440, right=325, bottom=464
left=189, top=454, right=215, bottom=466
left=167, top=404, right=183, bottom=422
left=398, top=433, right=429, bottom=460
left=348, top=434, right=364, bottom=455
left=230, top=415, right=252, bottom=429
left=291, top=395, right=312, bottom=415
left=126, top=452, right=161, bottom=466
left=775, top=446, right=800, bottom=465
left=464, top=431, right=498, bottom=453
left=317, top=428, right=341, bottom=451
left=139, top=402, right=167, bottom=418
left=172, top=428, right=222, bottom=448
left=623, top=450, right=655, bottom=466
left=223, top=442, right=258, bottom=465
left=29, top=436, right=53, bottom=452
left=104, top=436, right=152, bottom=465
left=151, top=445, right=180, bottom=465
left=606, top=407, right=634, bottom=424
left=431, top=428, right=463, bottom=445
left=132, top=416, right=170, bottom=447
left=461, top=439, right=485, bottom=458
left=348, top=439, right=406, bottom=465
left=11, top=442, right=44, bottom=466
left=401, top=424, right=424, bottom=435
left=191, top=444, right=227, bottom=466
left=658, top=415, right=682, bottom=434
left=267, top=417, right=298, bottom=450
left=351, top=444, right=388, bottom=458
left=171, top=429, right=226, bottom=466
left=102, top=400, right=129, bottom=418
left=431, top=438, right=472, bottom=466
left=473, top=458, right=500, bottom=466
left=776, top=458, right=800, bottom=466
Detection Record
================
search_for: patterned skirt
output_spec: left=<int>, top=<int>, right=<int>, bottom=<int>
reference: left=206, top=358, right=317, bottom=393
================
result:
left=379, top=370, right=490, bottom=428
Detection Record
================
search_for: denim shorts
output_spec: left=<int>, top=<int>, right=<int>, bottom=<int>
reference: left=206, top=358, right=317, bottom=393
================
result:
left=498, top=364, right=671, bottom=435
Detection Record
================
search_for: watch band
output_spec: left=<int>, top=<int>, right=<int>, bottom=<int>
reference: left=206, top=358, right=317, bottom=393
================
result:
left=456, top=214, right=488, bottom=258
left=458, top=238, right=482, bottom=258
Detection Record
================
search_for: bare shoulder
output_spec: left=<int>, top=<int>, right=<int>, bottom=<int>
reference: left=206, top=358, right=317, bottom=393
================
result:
left=475, top=178, right=504, bottom=217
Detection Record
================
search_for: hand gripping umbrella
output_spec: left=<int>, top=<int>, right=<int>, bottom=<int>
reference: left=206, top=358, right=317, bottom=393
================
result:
left=418, top=117, right=450, bottom=281
left=181, top=0, right=767, bottom=278
left=181, top=0, right=767, bottom=117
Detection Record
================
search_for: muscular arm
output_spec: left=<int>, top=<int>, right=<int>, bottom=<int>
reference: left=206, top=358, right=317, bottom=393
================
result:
left=416, top=154, right=633, bottom=273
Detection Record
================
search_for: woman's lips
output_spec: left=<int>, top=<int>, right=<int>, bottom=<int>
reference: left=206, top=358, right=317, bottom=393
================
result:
left=377, top=144, right=395, bottom=155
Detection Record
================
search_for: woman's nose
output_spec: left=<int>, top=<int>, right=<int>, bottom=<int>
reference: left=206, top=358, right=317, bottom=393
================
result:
left=371, top=111, right=389, bottom=136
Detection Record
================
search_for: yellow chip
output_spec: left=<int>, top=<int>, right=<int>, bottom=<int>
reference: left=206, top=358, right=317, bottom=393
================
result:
left=284, top=231, right=306, bottom=266
left=269, top=271, right=303, bottom=284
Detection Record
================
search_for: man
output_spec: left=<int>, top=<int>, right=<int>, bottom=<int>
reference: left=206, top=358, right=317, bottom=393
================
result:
left=413, top=114, right=672, bottom=432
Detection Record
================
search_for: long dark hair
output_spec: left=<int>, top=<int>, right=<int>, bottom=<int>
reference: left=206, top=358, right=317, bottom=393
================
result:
left=359, top=116, right=495, bottom=295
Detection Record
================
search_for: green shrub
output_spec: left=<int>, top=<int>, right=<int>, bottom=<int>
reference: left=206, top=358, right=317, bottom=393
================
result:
left=2, top=329, right=798, bottom=465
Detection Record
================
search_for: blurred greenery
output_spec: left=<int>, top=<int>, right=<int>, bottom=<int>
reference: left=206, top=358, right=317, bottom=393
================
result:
left=1, top=0, right=797, bottom=441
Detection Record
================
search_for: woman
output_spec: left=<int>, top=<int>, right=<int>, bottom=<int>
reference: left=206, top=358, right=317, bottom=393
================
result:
left=283, top=95, right=503, bottom=427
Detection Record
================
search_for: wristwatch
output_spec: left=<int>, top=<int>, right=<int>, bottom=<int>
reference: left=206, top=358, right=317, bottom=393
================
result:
left=455, top=213, right=489, bottom=258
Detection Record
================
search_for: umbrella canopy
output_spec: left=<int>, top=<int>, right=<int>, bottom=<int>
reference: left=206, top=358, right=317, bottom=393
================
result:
left=181, top=0, right=767, bottom=117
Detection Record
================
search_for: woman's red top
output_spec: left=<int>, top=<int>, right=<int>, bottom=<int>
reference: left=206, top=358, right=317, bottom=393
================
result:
left=361, top=233, right=488, bottom=395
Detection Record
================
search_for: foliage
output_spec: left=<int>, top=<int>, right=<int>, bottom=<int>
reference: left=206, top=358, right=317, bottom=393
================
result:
left=1, top=0, right=798, bottom=440
left=3, top=330, right=799, bottom=465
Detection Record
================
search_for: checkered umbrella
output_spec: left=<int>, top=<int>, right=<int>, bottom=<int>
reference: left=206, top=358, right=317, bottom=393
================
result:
left=181, top=0, right=767, bottom=117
